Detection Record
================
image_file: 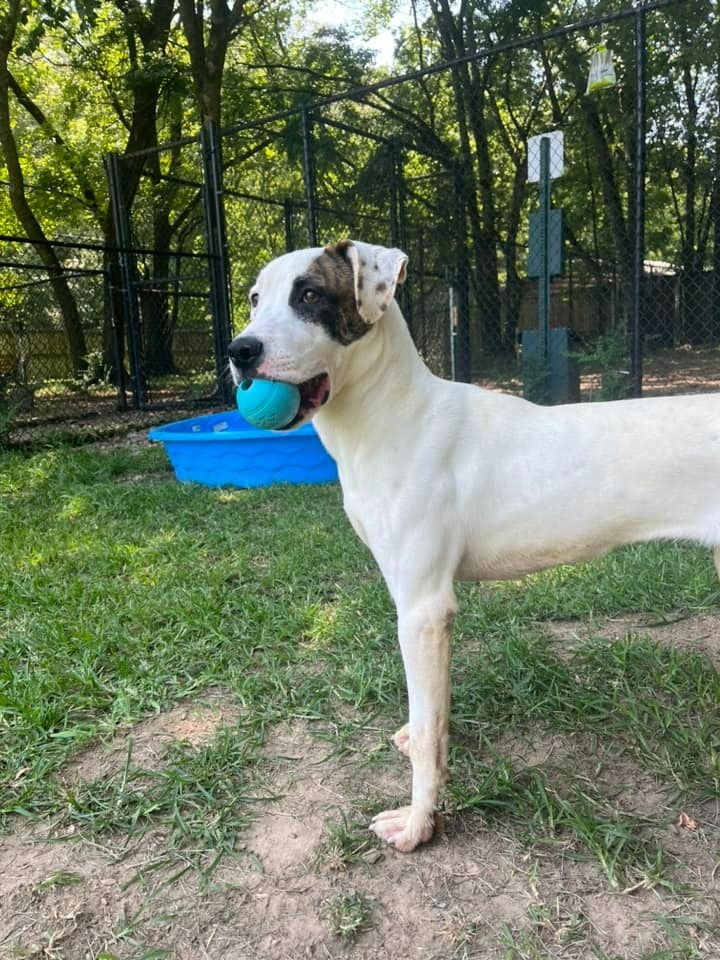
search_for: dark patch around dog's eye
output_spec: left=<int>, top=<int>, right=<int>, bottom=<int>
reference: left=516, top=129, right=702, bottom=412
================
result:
left=291, top=251, right=372, bottom=345
left=250, top=292, right=258, bottom=307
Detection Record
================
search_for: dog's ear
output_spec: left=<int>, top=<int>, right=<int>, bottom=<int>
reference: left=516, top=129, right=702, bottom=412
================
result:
left=334, top=239, right=408, bottom=324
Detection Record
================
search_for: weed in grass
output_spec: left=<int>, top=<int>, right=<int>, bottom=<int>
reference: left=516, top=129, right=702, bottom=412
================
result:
left=527, top=902, right=592, bottom=947
left=33, top=870, right=84, bottom=893
left=499, top=914, right=605, bottom=960
left=558, top=910, right=591, bottom=944
left=650, top=913, right=717, bottom=959
left=440, top=906, right=482, bottom=955
left=499, top=922, right=548, bottom=960
left=323, top=889, right=374, bottom=940
left=318, top=813, right=384, bottom=871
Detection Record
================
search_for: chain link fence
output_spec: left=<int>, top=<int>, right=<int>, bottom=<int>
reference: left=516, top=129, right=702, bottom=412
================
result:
left=0, top=233, right=221, bottom=445
left=105, top=134, right=230, bottom=415
left=0, top=237, right=114, bottom=444
left=3, top=0, right=718, bottom=446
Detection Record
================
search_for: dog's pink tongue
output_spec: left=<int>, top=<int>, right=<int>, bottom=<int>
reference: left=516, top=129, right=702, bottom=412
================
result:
left=301, top=374, right=330, bottom=409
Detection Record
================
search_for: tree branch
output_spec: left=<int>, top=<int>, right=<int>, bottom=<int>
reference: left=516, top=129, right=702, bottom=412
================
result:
left=7, top=70, right=103, bottom=222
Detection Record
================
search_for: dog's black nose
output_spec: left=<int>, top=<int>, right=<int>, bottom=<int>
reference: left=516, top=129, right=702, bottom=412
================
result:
left=228, top=336, right=264, bottom=374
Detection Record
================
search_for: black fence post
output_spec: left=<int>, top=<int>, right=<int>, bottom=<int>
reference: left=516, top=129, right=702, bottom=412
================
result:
left=631, top=4, right=646, bottom=398
left=105, top=152, right=147, bottom=409
left=390, top=141, right=402, bottom=248
left=104, top=264, right=128, bottom=411
left=453, top=162, right=472, bottom=383
left=301, top=108, right=319, bottom=246
left=200, top=119, right=234, bottom=406
left=390, top=141, right=414, bottom=335
left=283, top=199, right=295, bottom=252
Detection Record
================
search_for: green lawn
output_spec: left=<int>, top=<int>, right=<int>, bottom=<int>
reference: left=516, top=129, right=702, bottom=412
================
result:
left=2, top=440, right=720, bottom=954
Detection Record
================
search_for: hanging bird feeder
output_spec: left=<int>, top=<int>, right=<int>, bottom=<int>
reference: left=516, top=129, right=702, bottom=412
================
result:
left=586, top=42, right=617, bottom=94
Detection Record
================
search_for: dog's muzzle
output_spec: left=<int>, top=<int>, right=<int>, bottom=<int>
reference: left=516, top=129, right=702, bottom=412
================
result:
left=227, top=334, right=331, bottom=427
left=228, top=335, right=264, bottom=380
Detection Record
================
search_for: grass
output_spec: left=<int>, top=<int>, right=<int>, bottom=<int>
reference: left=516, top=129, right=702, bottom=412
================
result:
left=447, top=751, right=669, bottom=890
left=61, top=729, right=267, bottom=878
left=323, top=889, right=375, bottom=940
left=2, top=439, right=720, bottom=952
left=318, top=812, right=385, bottom=870
left=498, top=911, right=713, bottom=960
left=450, top=632, right=720, bottom=797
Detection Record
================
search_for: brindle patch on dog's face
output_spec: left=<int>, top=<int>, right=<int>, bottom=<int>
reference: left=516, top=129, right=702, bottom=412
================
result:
left=288, top=244, right=371, bottom=346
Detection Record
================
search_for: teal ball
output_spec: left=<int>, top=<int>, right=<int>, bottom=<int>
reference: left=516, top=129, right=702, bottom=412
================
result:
left=236, top=379, right=301, bottom=430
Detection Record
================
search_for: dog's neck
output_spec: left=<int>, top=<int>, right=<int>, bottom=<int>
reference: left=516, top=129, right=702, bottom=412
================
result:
left=313, top=300, right=434, bottom=463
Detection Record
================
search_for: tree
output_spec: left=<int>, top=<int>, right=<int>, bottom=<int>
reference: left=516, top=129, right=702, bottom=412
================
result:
left=648, top=4, right=719, bottom=341
left=0, top=0, right=87, bottom=374
left=178, top=0, right=261, bottom=124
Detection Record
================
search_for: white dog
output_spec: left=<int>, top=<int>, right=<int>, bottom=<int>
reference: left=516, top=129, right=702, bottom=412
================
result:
left=228, top=239, right=720, bottom=853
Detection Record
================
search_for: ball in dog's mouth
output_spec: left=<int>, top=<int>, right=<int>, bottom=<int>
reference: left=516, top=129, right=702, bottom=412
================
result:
left=280, top=372, right=330, bottom=429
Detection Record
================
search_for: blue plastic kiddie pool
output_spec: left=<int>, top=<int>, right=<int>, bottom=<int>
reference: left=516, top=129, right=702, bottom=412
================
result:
left=148, top=411, right=338, bottom=488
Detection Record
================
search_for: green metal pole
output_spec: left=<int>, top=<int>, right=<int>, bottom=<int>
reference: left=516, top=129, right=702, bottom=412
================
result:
left=539, top=136, right=551, bottom=371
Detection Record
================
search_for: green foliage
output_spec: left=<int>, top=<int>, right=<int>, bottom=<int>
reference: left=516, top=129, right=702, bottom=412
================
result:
left=3, top=0, right=714, bottom=272
left=573, top=331, right=632, bottom=400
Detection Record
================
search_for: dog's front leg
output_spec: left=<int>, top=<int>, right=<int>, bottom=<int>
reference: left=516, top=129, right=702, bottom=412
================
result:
left=370, top=589, right=456, bottom=852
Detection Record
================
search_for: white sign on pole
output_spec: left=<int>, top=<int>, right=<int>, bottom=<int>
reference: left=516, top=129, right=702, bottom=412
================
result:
left=527, top=130, right=564, bottom=182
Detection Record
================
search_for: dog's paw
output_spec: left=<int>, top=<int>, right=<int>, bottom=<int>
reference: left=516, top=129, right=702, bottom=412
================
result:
left=391, top=723, right=411, bottom=757
left=369, top=806, right=434, bottom=853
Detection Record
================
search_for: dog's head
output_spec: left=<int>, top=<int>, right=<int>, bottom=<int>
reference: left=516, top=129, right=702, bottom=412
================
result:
left=228, top=240, right=408, bottom=429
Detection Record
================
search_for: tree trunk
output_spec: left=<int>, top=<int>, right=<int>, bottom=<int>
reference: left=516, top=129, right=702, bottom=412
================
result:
left=178, top=0, right=252, bottom=123
left=713, top=60, right=720, bottom=340
left=0, top=0, right=87, bottom=375
left=427, top=0, right=504, bottom=358
left=142, top=204, right=176, bottom=375
left=100, top=0, right=175, bottom=378
left=142, top=111, right=184, bottom=377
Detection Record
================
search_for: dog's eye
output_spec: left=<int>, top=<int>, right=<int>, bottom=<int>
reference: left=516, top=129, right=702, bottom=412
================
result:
left=250, top=292, right=259, bottom=308
left=301, top=289, right=320, bottom=304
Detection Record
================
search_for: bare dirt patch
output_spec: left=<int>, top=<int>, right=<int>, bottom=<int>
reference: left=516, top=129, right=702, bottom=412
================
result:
left=544, top=610, right=720, bottom=662
left=61, top=689, right=243, bottom=786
